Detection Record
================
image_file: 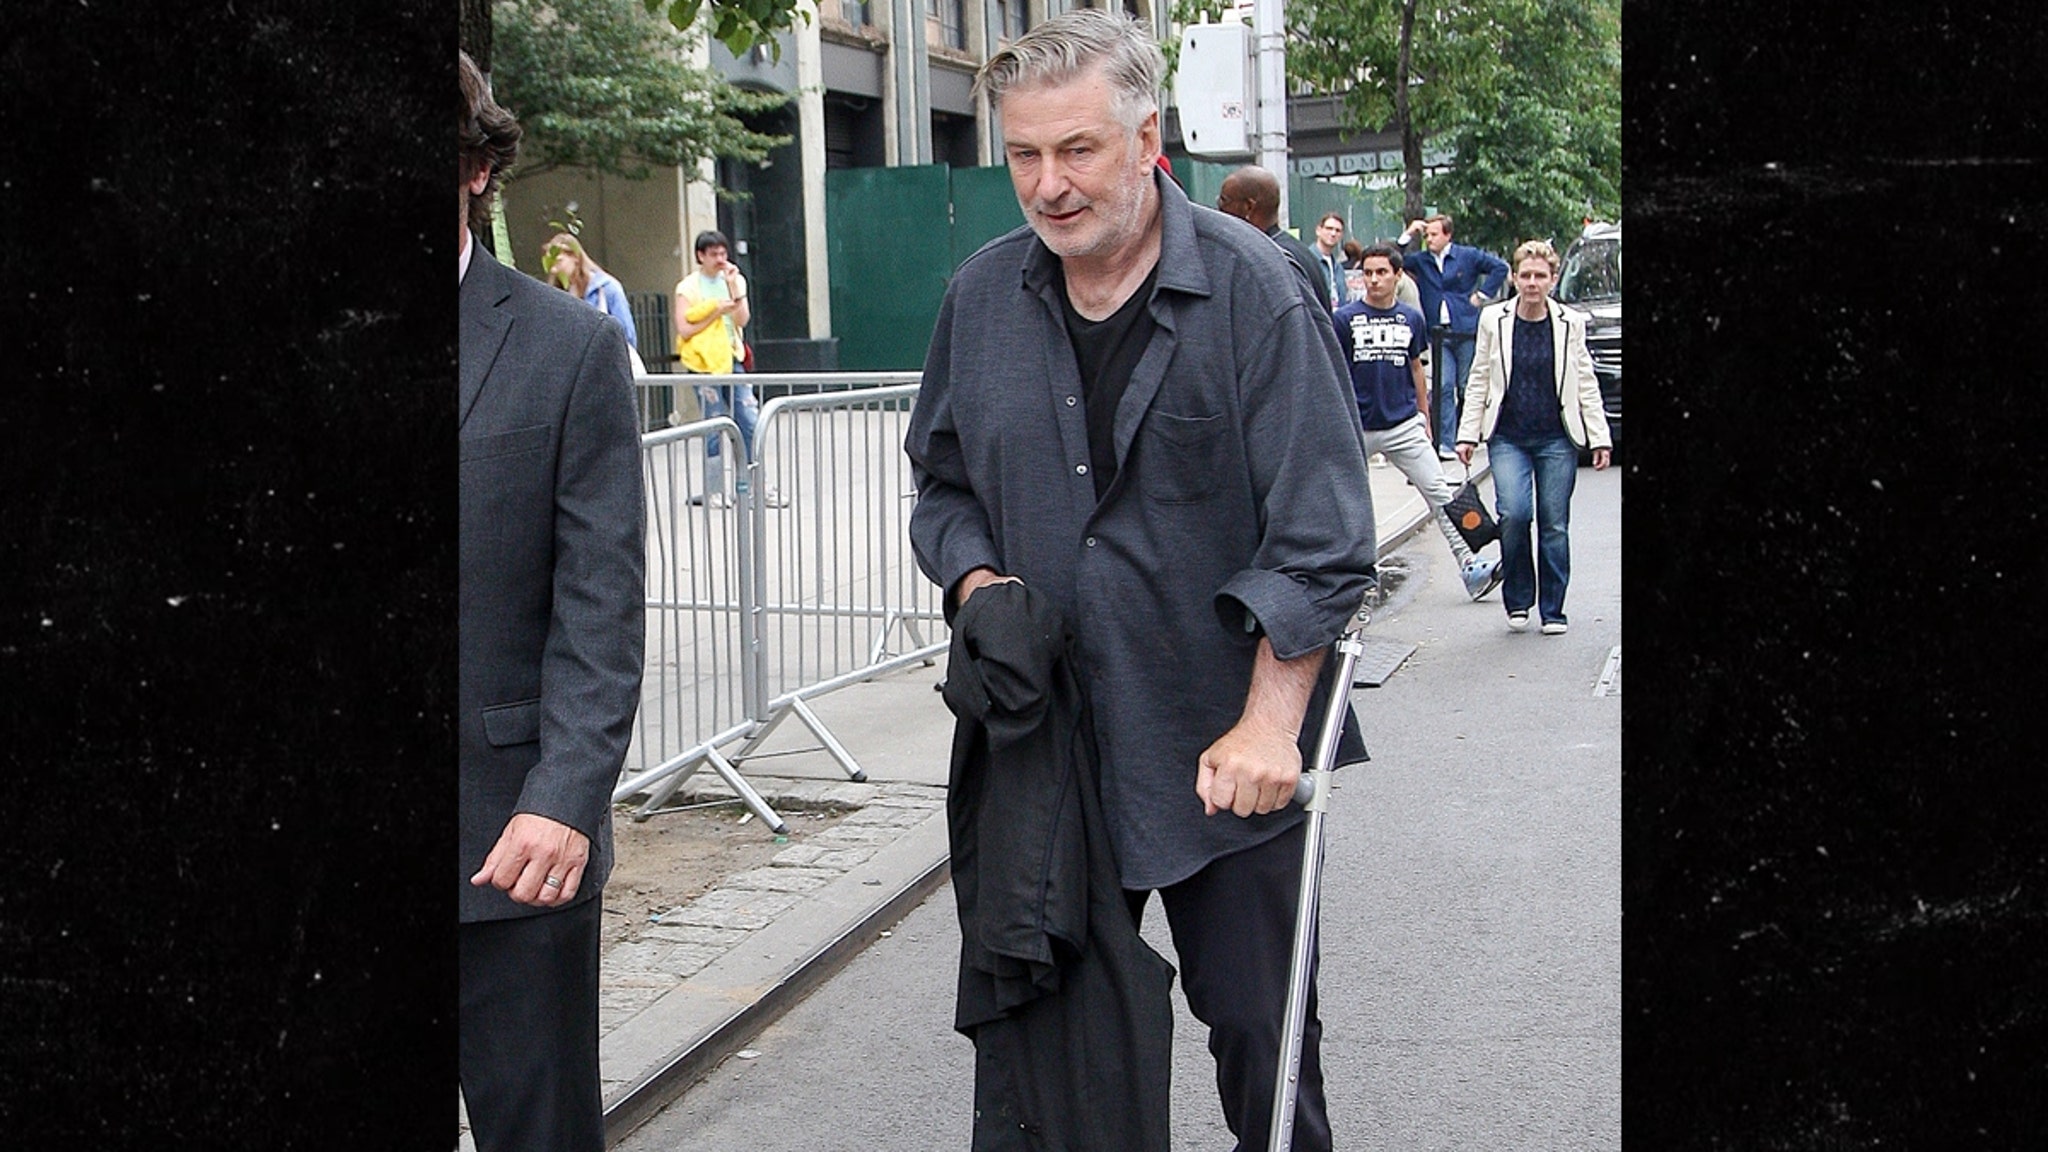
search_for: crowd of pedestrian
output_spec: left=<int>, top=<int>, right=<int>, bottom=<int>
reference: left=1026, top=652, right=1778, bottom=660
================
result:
left=1209, top=170, right=1612, bottom=637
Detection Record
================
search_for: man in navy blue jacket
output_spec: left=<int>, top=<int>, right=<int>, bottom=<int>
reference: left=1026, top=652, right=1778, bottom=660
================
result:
left=1397, top=214, right=1509, bottom=458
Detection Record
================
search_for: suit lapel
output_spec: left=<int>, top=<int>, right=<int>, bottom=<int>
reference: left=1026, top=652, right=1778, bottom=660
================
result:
left=1550, top=306, right=1570, bottom=399
left=459, top=249, right=513, bottom=431
left=1497, top=306, right=1513, bottom=381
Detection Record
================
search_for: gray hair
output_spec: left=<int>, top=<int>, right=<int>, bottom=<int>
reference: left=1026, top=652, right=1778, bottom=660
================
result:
left=974, top=8, right=1165, bottom=133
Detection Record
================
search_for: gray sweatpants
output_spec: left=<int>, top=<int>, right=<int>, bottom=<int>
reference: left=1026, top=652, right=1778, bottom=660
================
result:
left=1361, top=413, right=1477, bottom=568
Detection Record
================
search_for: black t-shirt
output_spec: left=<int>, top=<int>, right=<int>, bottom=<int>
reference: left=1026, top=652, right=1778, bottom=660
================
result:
left=1059, top=264, right=1161, bottom=501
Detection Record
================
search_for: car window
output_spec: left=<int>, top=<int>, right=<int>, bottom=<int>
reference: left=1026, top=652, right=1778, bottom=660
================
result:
left=1557, top=236, right=1620, bottom=304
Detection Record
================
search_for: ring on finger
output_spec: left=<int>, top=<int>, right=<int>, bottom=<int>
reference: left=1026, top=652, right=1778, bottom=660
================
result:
left=543, top=876, right=563, bottom=889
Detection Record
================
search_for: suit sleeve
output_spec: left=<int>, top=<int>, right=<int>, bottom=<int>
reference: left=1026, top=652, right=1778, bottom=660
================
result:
left=1475, top=247, right=1510, bottom=297
left=517, top=319, right=645, bottom=838
left=1458, top=308, right=1500, bottom=445
left=1568, top=315, right=1612, bottom=450
left=905, top=288, right=1002, bottom=620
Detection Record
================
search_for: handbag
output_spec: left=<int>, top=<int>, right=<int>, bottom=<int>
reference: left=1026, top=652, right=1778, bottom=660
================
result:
left=1443, top=480, right=1499, bottom=551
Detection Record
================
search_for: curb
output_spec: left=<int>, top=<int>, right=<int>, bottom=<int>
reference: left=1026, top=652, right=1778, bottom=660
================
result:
left=602, top=810, right=951, bottom=1145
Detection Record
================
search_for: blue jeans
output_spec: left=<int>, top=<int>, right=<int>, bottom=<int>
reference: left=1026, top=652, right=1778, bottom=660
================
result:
left=697, top=373, right=760, bottom=492
left=1432, top=332, right=1476, bottom=449
left=1487, top=435, right=1578, bottom=624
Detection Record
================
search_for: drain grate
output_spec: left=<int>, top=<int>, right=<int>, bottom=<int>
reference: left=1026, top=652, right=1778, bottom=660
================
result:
left=1351, top=637, right=1418, bottom=687
left=1594, top=646, right=1622, bottom=697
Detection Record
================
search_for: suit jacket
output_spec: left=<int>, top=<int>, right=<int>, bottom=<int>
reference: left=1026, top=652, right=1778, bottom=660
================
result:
left=459, top=241, right=646, bottom=923
left=1456, top=298, right=1613, bottom=452
left=1398, top=239, right=1509, bottom=335
left=1257, top=223, right=1333, bottom=316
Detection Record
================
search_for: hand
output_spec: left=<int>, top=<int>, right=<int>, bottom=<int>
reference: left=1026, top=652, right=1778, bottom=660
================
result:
left=1404, top=218, right=1426, bottom=238
left=717, top=299, right=739, bottom=314
left=1468, top=290, right=1486, bottom=307
left=1455, top=442, right=1475, bottom=467
left=954, top=567, right=1019, bottom=608
left=470, top=813, right=591, bottom=907
left=1196, top=716, right=1301, bottom=818
left=1592, top=447, right=1611, bottom=471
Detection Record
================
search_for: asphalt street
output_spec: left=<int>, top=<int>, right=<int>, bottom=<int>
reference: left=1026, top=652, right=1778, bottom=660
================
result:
left=616, top=463, right=1622, bottom=1150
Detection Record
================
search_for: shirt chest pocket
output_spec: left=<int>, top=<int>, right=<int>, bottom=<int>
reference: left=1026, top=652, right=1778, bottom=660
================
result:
left=460, top=423, right=553, bottom=464
left=1137, top=411, right=1226, bottom=504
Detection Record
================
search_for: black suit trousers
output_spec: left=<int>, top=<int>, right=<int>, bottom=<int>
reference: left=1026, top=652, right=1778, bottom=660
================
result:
left=459, top=898, right=605, bottom=1152
left=1128, top=820, right=1328, bottom=1152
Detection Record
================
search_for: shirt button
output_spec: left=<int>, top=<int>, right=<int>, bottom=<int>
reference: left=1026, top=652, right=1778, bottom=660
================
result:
left=1085, top=536, right=1097, bottom=547
left=1066, top=396, right=1078, bottom=407
left=1075, top=463, right=1088, bottom=475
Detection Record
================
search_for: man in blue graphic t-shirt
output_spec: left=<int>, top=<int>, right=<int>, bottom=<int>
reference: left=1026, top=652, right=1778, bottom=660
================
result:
left=1333, top=244, right=1502, bottom=601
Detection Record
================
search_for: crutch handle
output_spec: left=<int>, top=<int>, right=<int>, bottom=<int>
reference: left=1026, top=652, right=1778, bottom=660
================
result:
left=1292, top=773, right=1316, bottom=806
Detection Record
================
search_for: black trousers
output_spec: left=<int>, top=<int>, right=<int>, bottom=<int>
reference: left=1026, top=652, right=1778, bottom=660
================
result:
left=459, top=897, right=605, bottom=1152
left=1128, top=820, right=1328, bottom=1152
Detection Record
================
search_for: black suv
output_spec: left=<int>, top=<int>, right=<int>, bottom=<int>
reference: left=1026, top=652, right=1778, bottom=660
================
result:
left=1555, top=221, right=1620, bottom=454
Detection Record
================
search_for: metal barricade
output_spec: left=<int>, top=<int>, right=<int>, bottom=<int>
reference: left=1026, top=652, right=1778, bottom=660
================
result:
left=731, top=377, right=943, bottom=781
left=613, top=373, right=935, bottom=827
left=612, top=415, right=788, bottom=830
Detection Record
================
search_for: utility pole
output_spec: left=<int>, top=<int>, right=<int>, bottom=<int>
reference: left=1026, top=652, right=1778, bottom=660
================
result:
left=1252, top=0, right=1289, bottom=228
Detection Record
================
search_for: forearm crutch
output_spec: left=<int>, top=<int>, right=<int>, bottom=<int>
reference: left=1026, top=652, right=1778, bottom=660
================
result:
left=1269, top=596, right=1373, bottom=1152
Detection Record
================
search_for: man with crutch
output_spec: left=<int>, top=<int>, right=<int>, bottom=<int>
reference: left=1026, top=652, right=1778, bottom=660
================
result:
left=904, top=12, right=1376, bottom=1149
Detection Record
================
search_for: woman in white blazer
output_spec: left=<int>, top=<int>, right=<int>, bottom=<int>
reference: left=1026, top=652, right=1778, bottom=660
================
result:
left=1453, top=239, right=1611, bottom=634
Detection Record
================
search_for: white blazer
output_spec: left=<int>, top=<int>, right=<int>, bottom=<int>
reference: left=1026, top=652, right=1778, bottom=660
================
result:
left=1455, top=298, right=1612, bottom=452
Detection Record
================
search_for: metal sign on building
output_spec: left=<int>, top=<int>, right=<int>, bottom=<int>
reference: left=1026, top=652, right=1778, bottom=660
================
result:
left=1174, top=21, right=1253, bottom=159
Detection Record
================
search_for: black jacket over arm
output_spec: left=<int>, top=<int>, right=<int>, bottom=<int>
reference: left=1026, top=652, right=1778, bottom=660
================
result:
left=944, top=582, right=1174, bottom=1152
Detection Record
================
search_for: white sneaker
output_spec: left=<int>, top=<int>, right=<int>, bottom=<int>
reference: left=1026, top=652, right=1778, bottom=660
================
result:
left=1507, top=611, right=1530, bottom=632
left=1541, top=620, right=1568, bottom=635
left=762, top=486, right=789, bottom=509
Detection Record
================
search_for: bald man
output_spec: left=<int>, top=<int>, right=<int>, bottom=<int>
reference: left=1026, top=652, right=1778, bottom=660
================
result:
left=1214, top=165, right=1333, bottom=315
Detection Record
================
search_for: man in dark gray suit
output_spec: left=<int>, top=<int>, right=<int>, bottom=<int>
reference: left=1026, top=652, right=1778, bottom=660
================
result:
left=457, top=52, right=645, bottom=1152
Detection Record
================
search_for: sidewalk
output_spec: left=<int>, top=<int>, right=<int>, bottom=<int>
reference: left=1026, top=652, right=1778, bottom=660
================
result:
left=460, top=444, right=1484, bottom=1149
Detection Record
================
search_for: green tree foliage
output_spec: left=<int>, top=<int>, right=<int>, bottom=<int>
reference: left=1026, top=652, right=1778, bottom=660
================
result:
left=1426, top=0, right=1620, bottom=254
left=1172, top=0, right=1619, bottom=252
left=645, top=0, right=810, bottom=61
left=494, top=0, right=791, bottom=182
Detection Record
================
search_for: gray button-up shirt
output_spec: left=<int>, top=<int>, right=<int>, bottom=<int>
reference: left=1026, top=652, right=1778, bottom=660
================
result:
left=905, top=174, right=1376, bottom=889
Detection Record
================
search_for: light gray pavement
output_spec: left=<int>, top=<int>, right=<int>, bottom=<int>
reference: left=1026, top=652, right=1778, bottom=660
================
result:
left=608, top=456, right=1621, bottom=1150
left=459, top=441, right=1485, bottom=1150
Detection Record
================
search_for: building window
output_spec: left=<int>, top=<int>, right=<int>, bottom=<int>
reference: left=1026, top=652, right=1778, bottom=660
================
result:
left=823, top=0, right=871, bottom=24
left=926, top=0, right=965, bottom=50
left=933, top=110, right=979, bottom=169
left=997, top=0, right=1028, bottom=40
